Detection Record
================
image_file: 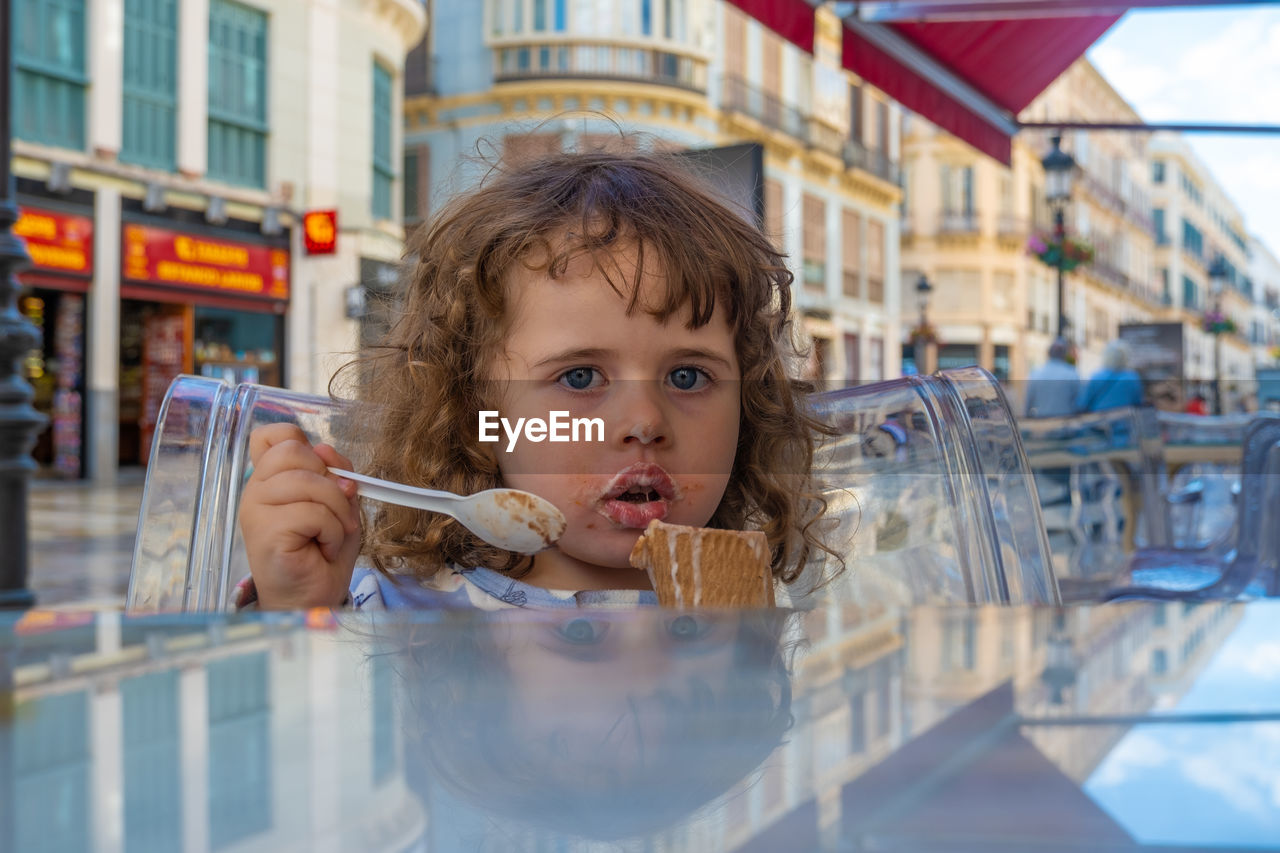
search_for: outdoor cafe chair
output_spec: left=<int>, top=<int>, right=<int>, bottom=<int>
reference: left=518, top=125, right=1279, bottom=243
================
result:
left=1019, top=407, right=1212, bottom=599
left=126, top=368, right=1059, bottom=613
left=1103, top=413, right=1280, bottom=601
left=1156, top=410, right=1253, bottom=549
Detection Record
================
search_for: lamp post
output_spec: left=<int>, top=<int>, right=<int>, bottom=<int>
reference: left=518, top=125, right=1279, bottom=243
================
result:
left=0, top=0, right=43, bottom=609
left=915, top=273, right=933, bottom=375
left=1208, top=253, right=1228, bottom=415
left=1041, top=134, right=1077, bottom=340
left=1042, top=630, right=1077, bottom=707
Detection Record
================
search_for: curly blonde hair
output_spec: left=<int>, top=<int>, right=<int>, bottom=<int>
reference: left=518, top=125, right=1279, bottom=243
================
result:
left=336, top=150, right=835, bottom=585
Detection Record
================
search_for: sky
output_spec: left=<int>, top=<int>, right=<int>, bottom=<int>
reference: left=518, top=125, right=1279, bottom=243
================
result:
left=1087, top=6, right=1280, bottom=262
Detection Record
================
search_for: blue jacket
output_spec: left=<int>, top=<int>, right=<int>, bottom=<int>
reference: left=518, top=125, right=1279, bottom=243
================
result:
left=1077, top=368, right=1144, bottom=412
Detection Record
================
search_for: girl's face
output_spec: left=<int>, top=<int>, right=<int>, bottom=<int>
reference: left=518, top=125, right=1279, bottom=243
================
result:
left=489, top=243, right=741, bottom=591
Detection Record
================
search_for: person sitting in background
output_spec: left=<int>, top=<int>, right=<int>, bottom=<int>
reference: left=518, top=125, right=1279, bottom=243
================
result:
left=1078, top=340, right=1145, bottom=413
left=1184, top=393, right=1208, bottom=416
left=1024, top=338, right=1080, bottom=418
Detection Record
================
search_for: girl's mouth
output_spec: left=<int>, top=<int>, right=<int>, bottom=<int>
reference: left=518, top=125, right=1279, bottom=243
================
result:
left=598, top=463, right=678, bottom=529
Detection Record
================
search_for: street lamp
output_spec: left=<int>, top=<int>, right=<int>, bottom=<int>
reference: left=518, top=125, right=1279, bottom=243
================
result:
left=0, top=0, right=43, bottom=609
left=915, top=274, right=933, bottom=374
left=1042, top=630, right=1077, bottom=706
left=1208, top=253, right=1229, bottom=415
left=1041, top=134, right=1077, bottom=339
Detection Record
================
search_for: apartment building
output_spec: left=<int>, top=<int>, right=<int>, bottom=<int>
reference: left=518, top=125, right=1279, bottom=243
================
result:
left=1149, top=133, right=1254, bottom=404
left=1247, top=236, right=1280, bottom=370
left=901, top=58, right=1164, bottom=386
left=12, top=0, right=426, bottom=482
left=402, top=0, right=904, bottom=384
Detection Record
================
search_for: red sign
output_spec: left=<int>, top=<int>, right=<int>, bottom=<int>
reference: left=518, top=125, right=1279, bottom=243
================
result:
left=14, top=206, right=94, bottom=275
left=303, top=209, right=338, bottom=255
left=123, top=224, right=290, bottom=300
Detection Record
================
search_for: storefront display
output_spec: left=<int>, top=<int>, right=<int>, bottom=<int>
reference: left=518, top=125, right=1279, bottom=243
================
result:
left=119, top=217, right=290, bottom=467
left=14, top=201, right=94, bottom=478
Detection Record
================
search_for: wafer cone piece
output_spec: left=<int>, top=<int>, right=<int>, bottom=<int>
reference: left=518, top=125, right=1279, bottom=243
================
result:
left=630, top=520, right=775, bottom=608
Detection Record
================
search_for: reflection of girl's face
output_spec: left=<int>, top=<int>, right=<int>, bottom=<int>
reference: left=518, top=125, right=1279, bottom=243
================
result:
left=499, top=613, right=740, bottom=781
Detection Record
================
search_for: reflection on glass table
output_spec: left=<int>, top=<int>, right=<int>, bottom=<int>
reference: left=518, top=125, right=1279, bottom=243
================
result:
left=6, top=600, right=1280, bottom=852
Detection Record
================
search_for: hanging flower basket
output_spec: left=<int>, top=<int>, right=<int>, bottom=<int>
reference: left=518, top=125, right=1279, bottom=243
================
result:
left=1027, top=233, right=1094, bottom=272
left=1201, top=311, right=1236, bottom=335
left=907, top=322, right=941, bottom=347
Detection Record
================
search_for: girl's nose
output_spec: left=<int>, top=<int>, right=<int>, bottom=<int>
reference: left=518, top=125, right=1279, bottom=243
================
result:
left=615, top=383, right=670, bottom=447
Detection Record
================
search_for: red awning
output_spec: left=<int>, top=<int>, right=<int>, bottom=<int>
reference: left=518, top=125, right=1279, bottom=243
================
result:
left=725, top=0, right=1122, bottom=164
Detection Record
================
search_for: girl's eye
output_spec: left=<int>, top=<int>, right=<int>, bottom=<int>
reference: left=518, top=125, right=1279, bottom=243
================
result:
left=558, top=367, right=602, bottom=390
left=666, top=614, right=713, bottom=642
left=668, top=366, right=710, bottom=391
left=555, top=618, right=609, bottom=645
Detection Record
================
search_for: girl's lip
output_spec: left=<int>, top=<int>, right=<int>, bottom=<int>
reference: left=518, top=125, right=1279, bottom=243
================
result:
left=600, top=463, right=678, bottom=502
left=596, top=463, right=678, bottom=529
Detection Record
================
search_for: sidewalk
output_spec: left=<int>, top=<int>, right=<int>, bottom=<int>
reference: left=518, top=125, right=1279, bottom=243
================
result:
left=28, top=470, right=145, bottom=609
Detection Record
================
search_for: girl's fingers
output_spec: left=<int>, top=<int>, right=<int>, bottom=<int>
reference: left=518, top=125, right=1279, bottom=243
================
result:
left=248, top=422, right=311, bottom=467
left=313, top=444, right=359, bottom=500
left=258, top=501, right=351, bottom=566
left=249, top=437, right=331, bottom=483
left=246, top=469, right=361, bottom=533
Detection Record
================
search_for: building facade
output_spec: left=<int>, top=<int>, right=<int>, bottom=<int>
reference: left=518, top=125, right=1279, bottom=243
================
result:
left=402, top=0, right=903, bottom=385
left=12, top=0, right=426, bottom=481
left=1247, top=236, right=1280, bottom=373
left=1148, top=133, right=1255, bottom=409
left=900, top=58, right=1165, bottom=391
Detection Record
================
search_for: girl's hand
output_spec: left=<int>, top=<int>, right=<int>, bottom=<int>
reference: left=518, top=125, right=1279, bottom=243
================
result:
left=238, top=423, right=363, bottom=610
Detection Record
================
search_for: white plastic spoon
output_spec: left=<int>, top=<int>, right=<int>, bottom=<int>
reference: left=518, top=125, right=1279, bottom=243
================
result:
left=327, top=467, right=565, bottom=554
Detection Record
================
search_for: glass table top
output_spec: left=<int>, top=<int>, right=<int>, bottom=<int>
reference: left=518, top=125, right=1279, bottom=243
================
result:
left=4, top=599, right=1279, bottom=852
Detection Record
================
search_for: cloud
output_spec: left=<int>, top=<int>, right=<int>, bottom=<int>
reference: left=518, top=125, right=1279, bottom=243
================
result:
left=1089, top=11, right=1280, bottom=252
left=1217, top=640, right=1280, bottom=681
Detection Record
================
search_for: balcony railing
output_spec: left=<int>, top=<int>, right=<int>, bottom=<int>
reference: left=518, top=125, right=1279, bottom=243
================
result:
left=938, top=210, right=979, bottom=235
left=996, top=214, right=1026, bottom=239
left=842, top=138, right=900, bottom=185
left=721, top=75, right=807, bottom=142
left=495, top=43, right=706, bottom=92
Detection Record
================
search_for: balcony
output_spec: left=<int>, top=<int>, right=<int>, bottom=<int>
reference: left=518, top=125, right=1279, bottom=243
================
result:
left=842, top=138, right=900, bottom=185
left=721, top=75, right=807, bottom=142
left=938, top=210, right=979, bottom=235
left=495, top=42, right=706, bottom=93
left=996, top=214, right=1026, bottom=239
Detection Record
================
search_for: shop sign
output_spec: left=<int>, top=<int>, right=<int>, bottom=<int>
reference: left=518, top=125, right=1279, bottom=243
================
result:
left=303, top=209, right=338, bottom=254
left=14, top=206, right=94, bottom=275
left=123, top=224, right=290, bottom=300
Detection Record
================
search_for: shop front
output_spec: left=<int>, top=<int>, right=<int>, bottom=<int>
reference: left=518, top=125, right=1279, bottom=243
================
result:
left=119, top=218, right=290, bottom=466
left=14, top=196, right=95, bottom=479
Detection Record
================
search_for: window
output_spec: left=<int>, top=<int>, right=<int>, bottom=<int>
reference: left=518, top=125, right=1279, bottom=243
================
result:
left=1182, top=219, right=1203, bottom=259
left=941, top=165, right=974, bottom=215
left=802, top=193, right=826, bottom=290
left=208, top=654, right=272, bottom=849
left=14, top=691, right=90, bottom=851
left=207, top=0, right=268, bottom=187
left=403, top=148, right=421, bottom=223
left=841, top=209, right=861, bottom=298
left=1183, top=275, right=1198, bottom=310
left=1153, top=208, right=1165, bottom=243
left=866, top=219, right=885, bottom=302
left=122, top=0, right=178, bottom=170
left=372, top=62, right=395, bottom=220
left=1152, top=160, right=1165, bottom=184
left=13, top=0, right=87, bottom=149
left=123, top=671, right=182, bottom=852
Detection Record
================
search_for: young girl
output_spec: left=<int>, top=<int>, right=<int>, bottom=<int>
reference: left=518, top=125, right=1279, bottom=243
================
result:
left=238, top=150, right=835, bottom=610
